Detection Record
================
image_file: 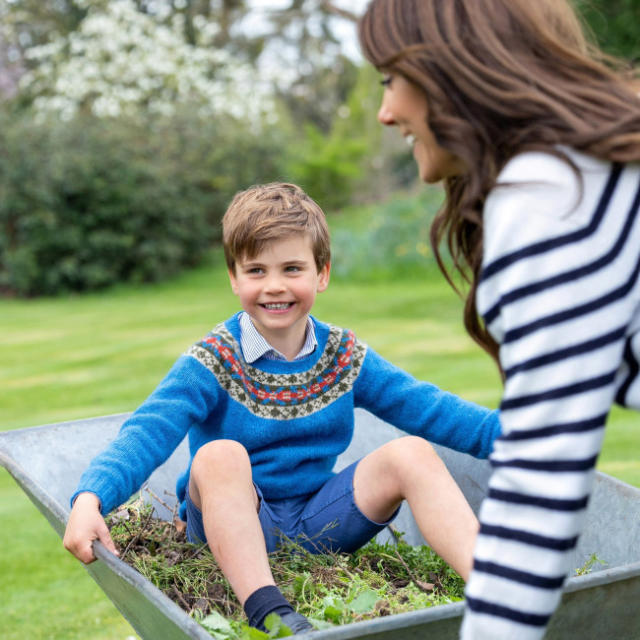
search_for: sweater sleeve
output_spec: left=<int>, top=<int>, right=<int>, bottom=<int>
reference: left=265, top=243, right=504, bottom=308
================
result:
left=353, top=347, right=501, bottom=459
left=461, top=152, right=639, bottom=639
left=71, top=354, right=221, bottom=515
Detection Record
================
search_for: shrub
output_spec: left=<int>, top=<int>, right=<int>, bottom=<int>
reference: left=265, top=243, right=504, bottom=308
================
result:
left=284, top=65, right=387, bottom=212
left=0, top=108, right=287, bottom=296
left=330, top=188, right=445, bottom=281
left=286, top=123, right=368, bottom=212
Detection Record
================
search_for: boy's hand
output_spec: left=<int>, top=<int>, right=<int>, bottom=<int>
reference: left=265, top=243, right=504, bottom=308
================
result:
left=63, top=492, right=120, bottom=564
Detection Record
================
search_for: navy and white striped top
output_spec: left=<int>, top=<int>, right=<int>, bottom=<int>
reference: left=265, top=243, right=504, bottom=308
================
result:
left=461, top=149, right=640, bottom=639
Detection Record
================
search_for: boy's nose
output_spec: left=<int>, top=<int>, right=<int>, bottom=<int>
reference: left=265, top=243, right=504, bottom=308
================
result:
left=264, top=274, right=286, bottom=293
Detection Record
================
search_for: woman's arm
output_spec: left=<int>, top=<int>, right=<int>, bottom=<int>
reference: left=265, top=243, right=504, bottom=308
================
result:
left=461, top=152, right=640, bottom=639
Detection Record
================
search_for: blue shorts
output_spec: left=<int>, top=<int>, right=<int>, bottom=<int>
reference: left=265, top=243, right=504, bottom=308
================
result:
left=184, top=460, right=399, bottom=554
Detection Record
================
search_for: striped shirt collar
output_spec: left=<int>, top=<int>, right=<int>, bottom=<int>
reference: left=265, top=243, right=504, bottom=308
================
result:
left=239, top=311, right=317, bottom=363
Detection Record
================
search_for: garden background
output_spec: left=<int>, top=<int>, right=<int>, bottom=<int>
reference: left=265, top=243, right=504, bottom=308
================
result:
left=1, top=1, right=638, bottom=638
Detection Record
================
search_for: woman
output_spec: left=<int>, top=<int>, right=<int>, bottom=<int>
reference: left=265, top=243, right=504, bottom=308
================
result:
left=359, top=0, right=640, bottom=638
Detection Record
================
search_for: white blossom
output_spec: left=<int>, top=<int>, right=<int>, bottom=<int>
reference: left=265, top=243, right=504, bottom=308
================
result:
left=20, top=0, right=275, bottom=125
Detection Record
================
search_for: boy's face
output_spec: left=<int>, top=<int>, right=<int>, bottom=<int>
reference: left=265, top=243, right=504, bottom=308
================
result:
left=228, top=234, right=330, bottom=347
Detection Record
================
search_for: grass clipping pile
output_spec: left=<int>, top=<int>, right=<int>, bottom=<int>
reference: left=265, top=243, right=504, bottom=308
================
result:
left=106, top=493, right=465, bottom=639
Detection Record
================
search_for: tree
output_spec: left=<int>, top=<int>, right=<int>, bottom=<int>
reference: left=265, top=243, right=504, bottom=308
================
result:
left=2, top=0, right=368, bottom=129
left=17, top=0, right=273, bottom=122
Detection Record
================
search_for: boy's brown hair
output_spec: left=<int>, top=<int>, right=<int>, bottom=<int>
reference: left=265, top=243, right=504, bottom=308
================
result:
left=222, top=183, right=331, bottom=273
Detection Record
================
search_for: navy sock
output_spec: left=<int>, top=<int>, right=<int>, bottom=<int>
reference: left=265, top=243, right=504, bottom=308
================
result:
left=243, top=585, right=294, bottom=630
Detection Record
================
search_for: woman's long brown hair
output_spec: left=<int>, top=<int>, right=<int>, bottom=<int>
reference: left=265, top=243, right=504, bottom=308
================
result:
left=359, top=0, right=640, bottom=364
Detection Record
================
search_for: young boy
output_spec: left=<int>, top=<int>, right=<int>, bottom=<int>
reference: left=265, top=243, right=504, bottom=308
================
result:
left=64, top=183, right=500, bottom=634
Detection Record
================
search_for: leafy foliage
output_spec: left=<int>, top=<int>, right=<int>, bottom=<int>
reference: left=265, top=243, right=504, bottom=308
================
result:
left=285, top=64, right=392, bottom=211
left=331, top=188, right=445, bottom=281
left=576, top=0, right=640, bottom=61
left=0, top=107, right=287, bottom=296
left=0, top=63, right=409, bottom=297
left=286, top=122, right=368, bottom=211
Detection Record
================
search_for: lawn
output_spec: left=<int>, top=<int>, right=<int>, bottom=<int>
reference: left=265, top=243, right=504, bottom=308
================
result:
left=1, top=251, right=638, bottom=640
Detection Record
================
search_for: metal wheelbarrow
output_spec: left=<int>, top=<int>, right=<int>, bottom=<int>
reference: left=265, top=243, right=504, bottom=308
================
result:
left=2, top=409, right=640, bottom=639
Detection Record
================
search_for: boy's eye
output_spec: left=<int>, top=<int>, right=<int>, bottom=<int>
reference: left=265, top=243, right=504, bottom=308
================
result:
left=247, top=267, right=264, bottom=274
left=380, top=75, right=393, bottom=87
left=285, top=265, right=301, bottom=272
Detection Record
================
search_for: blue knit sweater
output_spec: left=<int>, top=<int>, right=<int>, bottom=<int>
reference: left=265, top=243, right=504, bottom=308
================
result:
left=73, top=313, right=500, bottom=519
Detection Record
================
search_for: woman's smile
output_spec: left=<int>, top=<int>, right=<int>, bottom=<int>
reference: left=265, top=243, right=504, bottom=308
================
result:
left=377, top=74, right=462, bottom=183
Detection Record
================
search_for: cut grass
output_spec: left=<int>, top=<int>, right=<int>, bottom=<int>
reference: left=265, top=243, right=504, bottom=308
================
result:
left=105, top=496, right=465, bottom=639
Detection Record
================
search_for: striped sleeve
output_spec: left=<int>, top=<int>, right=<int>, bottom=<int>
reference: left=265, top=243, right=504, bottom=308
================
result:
left=460, top=150, right=640, bottom=639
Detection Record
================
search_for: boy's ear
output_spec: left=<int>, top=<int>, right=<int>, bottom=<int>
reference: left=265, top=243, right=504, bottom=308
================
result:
left=228, top=268, right=239, bottom=295
left=317, top=261, right=331, bottom=293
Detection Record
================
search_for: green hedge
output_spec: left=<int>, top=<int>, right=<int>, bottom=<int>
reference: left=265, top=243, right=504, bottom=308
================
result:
left=0, top=109, right=287, bottom=296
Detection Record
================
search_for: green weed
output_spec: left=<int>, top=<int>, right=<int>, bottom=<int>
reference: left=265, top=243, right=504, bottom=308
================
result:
left=575, top=553, right=607, bottom=576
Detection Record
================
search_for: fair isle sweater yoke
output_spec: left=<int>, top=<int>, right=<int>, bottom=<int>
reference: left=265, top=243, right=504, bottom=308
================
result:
left=73, top=313, right=500, bottom=520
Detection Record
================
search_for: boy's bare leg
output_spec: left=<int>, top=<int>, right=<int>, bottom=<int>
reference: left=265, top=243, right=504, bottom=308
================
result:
left=188, top=439, right=274, bottom=604
left=353, top=436, right=478, bottom=581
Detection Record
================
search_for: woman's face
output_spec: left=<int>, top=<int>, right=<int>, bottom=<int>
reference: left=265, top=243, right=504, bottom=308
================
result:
left=377, top=73, right=463, bottom=183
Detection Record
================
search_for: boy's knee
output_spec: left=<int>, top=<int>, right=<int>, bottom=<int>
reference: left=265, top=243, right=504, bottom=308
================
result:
left=382, top=436, right=440, bottom=476
left=191, top=439, right=251, bottom=480
left=389, top=435, right=435, bottom=460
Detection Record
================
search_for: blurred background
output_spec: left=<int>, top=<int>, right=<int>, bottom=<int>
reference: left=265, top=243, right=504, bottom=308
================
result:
left=1, top=1, right=638, bottom=638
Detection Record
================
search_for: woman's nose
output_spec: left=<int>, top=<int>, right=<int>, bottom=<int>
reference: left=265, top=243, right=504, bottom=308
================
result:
left=377, top=102, right=396, bottom=126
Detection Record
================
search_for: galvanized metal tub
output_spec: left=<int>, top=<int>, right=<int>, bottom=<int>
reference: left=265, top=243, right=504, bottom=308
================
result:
left=1, top=409, right=639, bottom=639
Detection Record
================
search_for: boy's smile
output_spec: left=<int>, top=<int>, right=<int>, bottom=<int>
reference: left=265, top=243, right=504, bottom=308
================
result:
left=228, top=234, right=330, bottom=360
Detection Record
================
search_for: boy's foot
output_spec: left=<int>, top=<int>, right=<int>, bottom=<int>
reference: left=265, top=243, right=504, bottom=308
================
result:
left=278, top=611, right=313, bottom=634
left=244, top=585, right=313, bottom=634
